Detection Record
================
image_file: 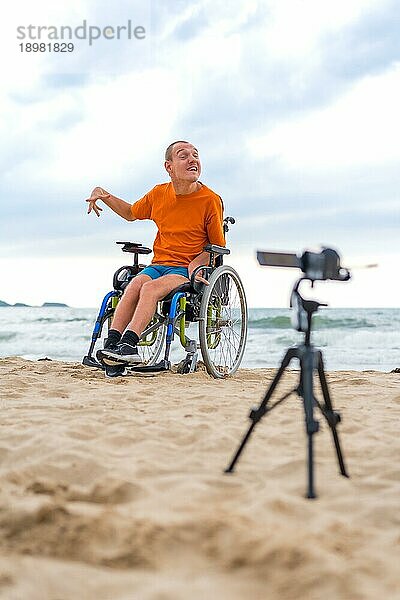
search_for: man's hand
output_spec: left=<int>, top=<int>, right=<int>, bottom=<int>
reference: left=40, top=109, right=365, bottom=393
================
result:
left=188, top=266, right=209, bottom=286
left=188, top=250, right=212, bottom=285
left=86, top=187, right=111, bottom=217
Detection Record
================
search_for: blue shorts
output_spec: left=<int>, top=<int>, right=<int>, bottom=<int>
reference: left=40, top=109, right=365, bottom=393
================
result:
left=140, top=265, right=189, bottom=280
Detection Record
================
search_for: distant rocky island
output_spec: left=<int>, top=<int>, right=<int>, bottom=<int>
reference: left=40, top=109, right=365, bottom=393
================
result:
left=0, top=300, right=69, bottom=308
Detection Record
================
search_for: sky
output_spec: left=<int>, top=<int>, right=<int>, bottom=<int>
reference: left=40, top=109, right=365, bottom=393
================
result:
left=0, top=0, right=399, bottom=308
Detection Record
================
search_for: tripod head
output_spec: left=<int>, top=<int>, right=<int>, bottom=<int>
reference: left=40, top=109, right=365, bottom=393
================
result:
left=290, top=277, right=327, bottom=341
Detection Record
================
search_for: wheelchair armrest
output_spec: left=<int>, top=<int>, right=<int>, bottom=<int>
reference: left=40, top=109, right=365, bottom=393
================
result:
left=204, top=244, right=230, bottom=256
left=116, top=241, right=152, bottom=255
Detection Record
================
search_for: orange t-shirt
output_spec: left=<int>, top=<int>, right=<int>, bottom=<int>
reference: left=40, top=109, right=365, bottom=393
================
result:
left=130, top=182, right=225, bottom=266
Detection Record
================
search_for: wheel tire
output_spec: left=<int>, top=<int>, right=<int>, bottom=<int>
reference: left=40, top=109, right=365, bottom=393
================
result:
left=198, top=265, right=248, bottom=378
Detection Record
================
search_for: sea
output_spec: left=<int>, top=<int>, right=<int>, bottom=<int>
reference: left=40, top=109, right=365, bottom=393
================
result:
left=0, top=307, right=399, bottom=372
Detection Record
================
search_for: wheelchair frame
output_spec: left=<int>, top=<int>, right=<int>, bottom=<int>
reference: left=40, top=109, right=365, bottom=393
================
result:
left=83, top=218, right=248, bottom=378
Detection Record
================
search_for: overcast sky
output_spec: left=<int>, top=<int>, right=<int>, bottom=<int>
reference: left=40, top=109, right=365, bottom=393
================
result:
left=1, top=0, right=399, bottom=307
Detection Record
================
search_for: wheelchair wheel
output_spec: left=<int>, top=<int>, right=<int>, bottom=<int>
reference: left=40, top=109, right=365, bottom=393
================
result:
left=198, top=265, right=247, bottom=378
left=137, top=308, right=166, bottom=366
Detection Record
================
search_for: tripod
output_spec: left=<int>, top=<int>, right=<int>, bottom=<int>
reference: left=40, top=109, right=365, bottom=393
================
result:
left=225, top=279, right=349, bottom=499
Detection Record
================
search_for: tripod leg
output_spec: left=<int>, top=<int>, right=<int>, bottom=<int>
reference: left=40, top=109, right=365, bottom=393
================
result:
left=225, top=347, right=298, bottom=473
left=317, top=352, right=349, bottom=478
left=224, top=421, right=257, bottom=473
left=301, top=350, right=319, bottom=499
left=307, top=435, right=315, bottom=499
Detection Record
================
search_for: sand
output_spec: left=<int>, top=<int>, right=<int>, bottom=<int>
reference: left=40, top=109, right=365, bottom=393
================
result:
left=0, top=357, right=399, bottom=600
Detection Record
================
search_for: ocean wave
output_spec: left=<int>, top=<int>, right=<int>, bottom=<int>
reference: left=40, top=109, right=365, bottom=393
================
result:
left=248, top=315, right=375, bottom=330
left=248, top=316, right=292, bottom=329
left=34, top=317, right=91, bottom=323
left=0, top=332, right=17, bottom=341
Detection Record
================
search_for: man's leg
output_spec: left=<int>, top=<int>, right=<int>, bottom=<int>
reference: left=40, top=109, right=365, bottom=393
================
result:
left=110, top=273, right=151, bottom=332
left=128, top=274, right=188, bottom=335
left=100, top=274, right=188, bottom=365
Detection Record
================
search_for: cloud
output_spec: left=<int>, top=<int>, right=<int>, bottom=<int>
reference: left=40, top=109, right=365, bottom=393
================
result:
left=322, top=1, right=400, bottom=80
left=249, top=63, right=400, bottom=170
left=1, top=0, right=399, bottom=306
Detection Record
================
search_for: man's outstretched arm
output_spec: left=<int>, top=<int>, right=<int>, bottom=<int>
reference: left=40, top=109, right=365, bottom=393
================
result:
left=86, top=187, right=135, bottom=221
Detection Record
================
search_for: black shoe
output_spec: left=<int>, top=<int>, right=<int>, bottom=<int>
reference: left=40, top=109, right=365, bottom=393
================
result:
left=98, top=342, right=143, bottom=366
left=96, top=341, right=118, bottom=366
left=104, top=336, right=120, bottom=349
left=96, top=343, right=116, bottom=367
left=105, top=364, right=127, bottom=378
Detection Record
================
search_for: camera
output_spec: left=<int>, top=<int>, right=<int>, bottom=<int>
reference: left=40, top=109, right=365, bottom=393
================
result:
left=257, top=247, right=350, bottom=282
left=256, top=247, right=351, bottom=333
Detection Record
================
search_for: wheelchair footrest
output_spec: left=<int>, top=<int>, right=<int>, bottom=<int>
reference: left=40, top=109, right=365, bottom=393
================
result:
left=129, top=359, right=171, bottom=373
left=82, top=355, right=104, bottom=370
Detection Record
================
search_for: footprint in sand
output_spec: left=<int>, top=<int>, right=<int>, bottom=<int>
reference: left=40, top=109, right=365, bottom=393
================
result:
left=2, top=392, right=22, bottom=400
left=198, top=405, right=218, bottom=413
left=27, top=476, right=145, bottom=504
left=0, top=571, right=13, bottom=589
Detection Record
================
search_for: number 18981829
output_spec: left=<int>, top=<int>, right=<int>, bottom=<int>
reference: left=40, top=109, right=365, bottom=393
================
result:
left=19, top=43, right=74, bottom=52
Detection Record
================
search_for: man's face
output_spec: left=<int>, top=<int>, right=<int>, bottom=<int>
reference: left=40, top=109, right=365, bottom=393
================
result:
left=165, top=142, right=201, bottom=183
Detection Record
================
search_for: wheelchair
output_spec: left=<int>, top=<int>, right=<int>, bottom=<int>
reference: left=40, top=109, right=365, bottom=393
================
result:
left=83, top=217, right=248, bottom=378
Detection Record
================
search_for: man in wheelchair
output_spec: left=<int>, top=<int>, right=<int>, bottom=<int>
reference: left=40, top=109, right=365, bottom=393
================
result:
left=85, top=141, right=247, bottom=378
left=86, top=140, right=227, bottom=368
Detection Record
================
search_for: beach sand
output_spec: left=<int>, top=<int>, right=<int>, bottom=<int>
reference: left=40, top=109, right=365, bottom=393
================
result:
left=0, top=357, right=399, bottom=600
